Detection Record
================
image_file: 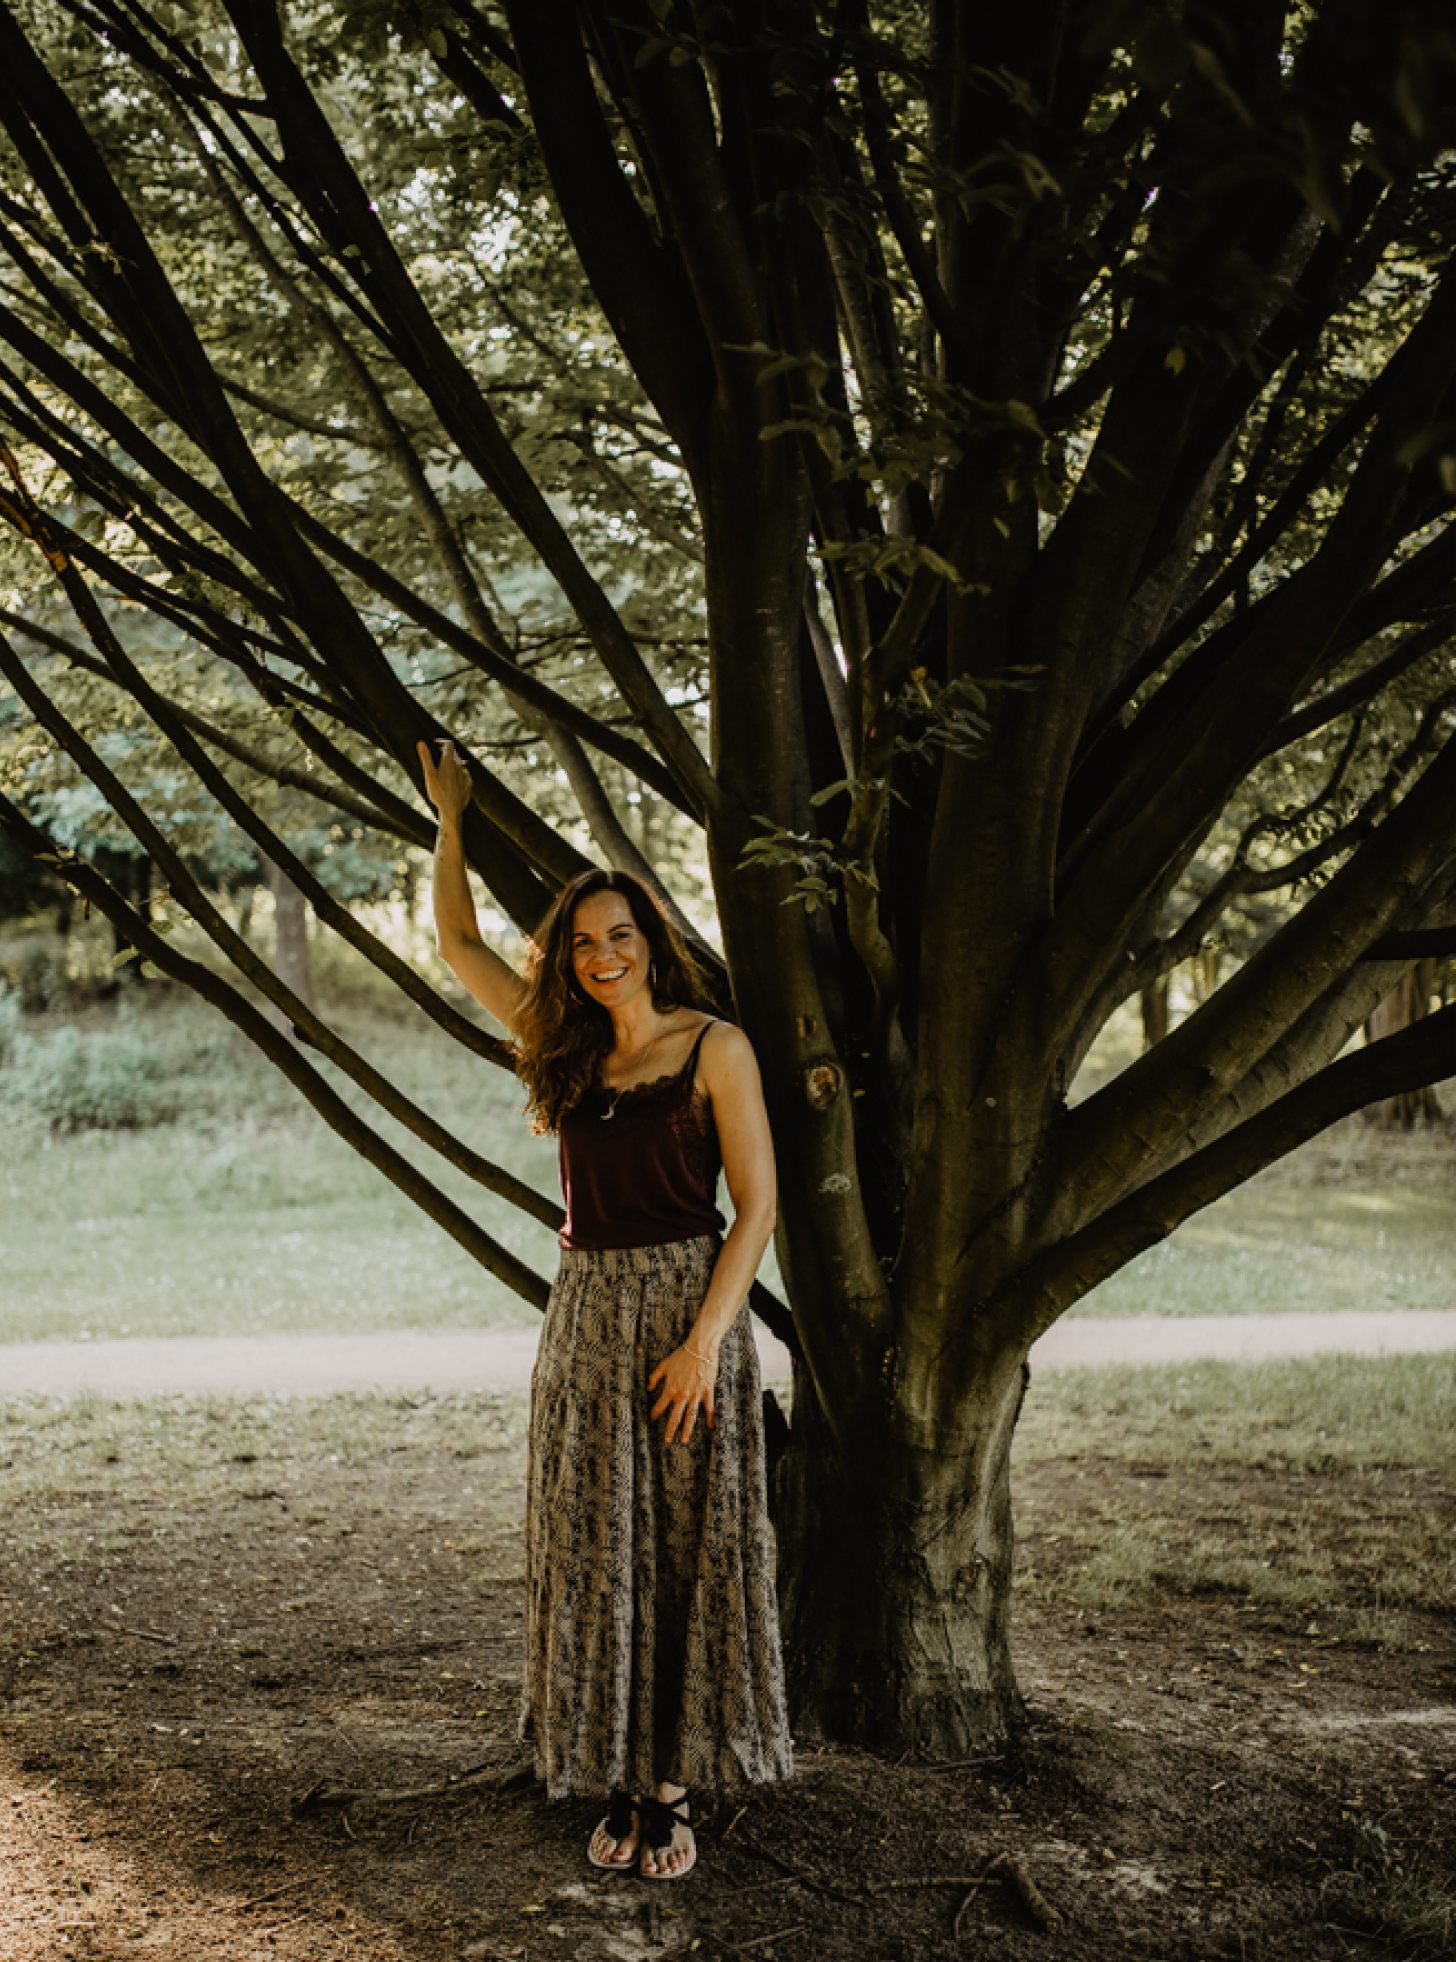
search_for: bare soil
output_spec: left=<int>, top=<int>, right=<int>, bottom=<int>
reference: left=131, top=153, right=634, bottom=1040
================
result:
left=2, top=1411, right=1453, bottom=1962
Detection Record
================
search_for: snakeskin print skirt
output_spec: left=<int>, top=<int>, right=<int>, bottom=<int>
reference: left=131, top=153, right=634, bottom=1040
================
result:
left=520, top=1235, right=793, bottom=1798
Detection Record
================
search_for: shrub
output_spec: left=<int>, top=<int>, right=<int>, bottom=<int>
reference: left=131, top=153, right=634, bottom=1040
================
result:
left=0, top=1021, right=181, bottom=1130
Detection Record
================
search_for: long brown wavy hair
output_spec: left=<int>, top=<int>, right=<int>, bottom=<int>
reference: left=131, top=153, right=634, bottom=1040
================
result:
left=514, top=870, right=712, bottom=1133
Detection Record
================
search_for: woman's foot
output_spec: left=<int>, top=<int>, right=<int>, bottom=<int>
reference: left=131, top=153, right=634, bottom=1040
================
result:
left=639, top=1783, right=695, bottom=1880
left=587, top=1792, right=641, bottom=1870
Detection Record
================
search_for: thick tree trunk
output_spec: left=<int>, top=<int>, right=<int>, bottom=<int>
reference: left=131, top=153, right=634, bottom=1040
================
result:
left=775, top=1354, right=1028, bottom=1754
left=1363, top=961, right=1442, bottom=1128
left=261, top=853, right=314, bottom=1016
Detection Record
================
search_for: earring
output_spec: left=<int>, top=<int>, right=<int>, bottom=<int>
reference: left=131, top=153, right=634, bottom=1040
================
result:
left=650, top=959, right=658, bottom=990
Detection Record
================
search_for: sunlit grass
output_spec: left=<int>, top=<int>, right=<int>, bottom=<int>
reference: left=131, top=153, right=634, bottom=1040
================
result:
left=0, top=978, right=558, bottom=1342
left=1015, top=1353, right=1456, bottom=1621
left=1019, top=1350, right=1456, bottom=1472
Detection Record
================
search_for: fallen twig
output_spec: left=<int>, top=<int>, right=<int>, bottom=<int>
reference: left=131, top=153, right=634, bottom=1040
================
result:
left=954, top=1884, right=982, bottom=1941
left=733, top=1927, right=808, bottom=1953
left=925, top=1754, right=1005, bottom=1774
left=864, top=1852, right=1059, bottom=1934
left=294, top=1757, right=535, bottom=1811
left=329, top=1718, right=364, bottom=1760
left=115, top=1625, right=180, bottom=1647
left=236, top=1874, right=316, bottom=1913
left=866, top=1873, right=997, bottom=1895
left=734, top=1832, right=859, bottom=1904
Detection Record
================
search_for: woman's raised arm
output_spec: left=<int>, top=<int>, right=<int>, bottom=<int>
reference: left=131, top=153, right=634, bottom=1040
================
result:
left=418, top=739, right=528, bottom=1033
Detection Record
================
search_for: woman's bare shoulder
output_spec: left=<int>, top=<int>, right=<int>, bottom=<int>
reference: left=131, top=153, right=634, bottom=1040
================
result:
left=697, top=1017, right=759, bottom=1083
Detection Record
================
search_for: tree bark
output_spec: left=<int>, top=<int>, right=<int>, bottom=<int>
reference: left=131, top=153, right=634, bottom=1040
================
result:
left=1363, top=960, right=1443, bottom=1128
left=261, top=853, right=314, bottom=1018
left=1140, top=976, right=1170, bottom=1049
left=776, top=1354, right=1028, bottom=1752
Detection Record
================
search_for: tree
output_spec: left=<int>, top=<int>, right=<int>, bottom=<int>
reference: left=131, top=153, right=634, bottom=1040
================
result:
left=0, top=0, right=1455, bottom=1755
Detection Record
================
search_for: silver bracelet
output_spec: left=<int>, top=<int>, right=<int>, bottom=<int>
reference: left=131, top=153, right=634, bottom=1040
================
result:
left=684, top=1343, right=717, bottom=1367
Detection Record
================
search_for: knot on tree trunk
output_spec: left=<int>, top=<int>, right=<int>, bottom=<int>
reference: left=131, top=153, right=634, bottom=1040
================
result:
left=802, top=1058, right=842, bottom=1109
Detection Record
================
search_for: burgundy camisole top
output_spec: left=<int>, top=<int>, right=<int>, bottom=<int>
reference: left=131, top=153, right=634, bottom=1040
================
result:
left=557, top=1023, right=725, bottom=1252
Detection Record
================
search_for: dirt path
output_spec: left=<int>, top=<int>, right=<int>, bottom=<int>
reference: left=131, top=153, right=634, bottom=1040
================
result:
left=2, top=1307, right=1454, bottom=1399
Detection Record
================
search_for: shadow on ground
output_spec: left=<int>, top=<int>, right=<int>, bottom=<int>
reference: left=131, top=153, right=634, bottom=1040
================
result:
left=1, top=1393, right=1453, bottom=1962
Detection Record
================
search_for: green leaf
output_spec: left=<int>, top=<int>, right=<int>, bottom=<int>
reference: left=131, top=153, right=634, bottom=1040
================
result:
left=809, top=779, right=854, bottom=806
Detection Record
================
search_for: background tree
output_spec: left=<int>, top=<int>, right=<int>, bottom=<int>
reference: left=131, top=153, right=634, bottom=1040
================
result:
left=0, top=0, right=1454, bottom=1756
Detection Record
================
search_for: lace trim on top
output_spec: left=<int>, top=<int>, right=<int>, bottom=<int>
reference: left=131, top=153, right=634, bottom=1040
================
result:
left=582, top=1026, right=711, bottom=1124
left=575, top=1047, right=720, bottom=1199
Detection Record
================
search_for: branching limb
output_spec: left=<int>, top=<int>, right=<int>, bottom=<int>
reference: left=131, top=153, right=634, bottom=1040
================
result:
left=1058, top=721, right=1456, bottom=1231
left=0, top=789, right=553, bottom=1303
left=0, top=631, right=555, bottom=1218
left=996, top=1001, right=1456, bottom=1352
left=846, top=9, right=968, bottom=372
left=1259, top=618, right=1453, bottom=761
left=289, top=501, right=691, bottom=814
left=220, top=0, right=717, bottom=817
left=0, top=482, right=519, bottom=1070
left=0, top=609, right=429, bottom=847
left=563, top=429, right=704, bottom=564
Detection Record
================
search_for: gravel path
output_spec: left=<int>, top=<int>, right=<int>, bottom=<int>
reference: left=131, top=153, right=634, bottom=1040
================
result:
left=1, top=1308, right=1453, bottom=1399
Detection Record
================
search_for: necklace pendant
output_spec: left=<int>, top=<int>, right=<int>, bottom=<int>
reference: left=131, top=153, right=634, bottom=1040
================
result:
left=600, top=1091, right=621, bottom=1121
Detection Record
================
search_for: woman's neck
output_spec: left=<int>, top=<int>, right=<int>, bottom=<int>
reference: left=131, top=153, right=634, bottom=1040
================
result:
left=607, top=994, right=669, bottom=1060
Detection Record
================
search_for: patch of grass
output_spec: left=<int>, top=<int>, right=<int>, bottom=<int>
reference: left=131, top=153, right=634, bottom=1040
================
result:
left=1345, top=1817, right=1456, bottom=1953
left=1068, top=1123, right=1456, bottom=1319
left=1019, top=1351, right=1456, bottom=1474
left=0, top=1387, right=532, bottom=1516
left=1344, top=1599, right=1418, bottom=1651
left=1017, top=1354, right=1456, bottom=1622
left=0, top=987, right=560, bottom=1341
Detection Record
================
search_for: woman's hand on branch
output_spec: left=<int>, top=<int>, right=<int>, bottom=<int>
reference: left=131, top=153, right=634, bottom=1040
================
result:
left=418, top=738, right=471, bottom=828
left=648, top=1344, right=717, bottom=1445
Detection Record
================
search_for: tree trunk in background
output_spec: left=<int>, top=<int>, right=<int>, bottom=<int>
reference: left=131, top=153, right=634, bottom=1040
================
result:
left=1364, top=962, right=1442, bottom=1128
left=1141, top=977, right=1171, bottom=1051
left=261, top=854, right=314, bottom=1017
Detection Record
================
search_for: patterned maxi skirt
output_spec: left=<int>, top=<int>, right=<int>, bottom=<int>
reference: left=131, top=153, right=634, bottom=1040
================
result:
left=520, top=1235, right=794, bottom=1798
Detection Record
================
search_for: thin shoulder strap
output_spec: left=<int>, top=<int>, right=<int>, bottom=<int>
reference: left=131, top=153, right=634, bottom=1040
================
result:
left=683, top=1018, right=715, bottom=1079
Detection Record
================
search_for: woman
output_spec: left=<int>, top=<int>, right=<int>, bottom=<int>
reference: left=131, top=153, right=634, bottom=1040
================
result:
left=420, top=739, right=792, bottom=1881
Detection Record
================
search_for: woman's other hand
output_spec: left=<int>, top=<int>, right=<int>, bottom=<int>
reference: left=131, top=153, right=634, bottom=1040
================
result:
left=418, top=738, right=471, bottom=827
left=648, top=1344, right=717, bottom=1445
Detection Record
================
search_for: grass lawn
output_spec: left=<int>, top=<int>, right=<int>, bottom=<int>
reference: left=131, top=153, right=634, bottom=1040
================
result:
left=0, top=979, right=559, bottom=1344
left=0, top=969, right=1452, bottom=1342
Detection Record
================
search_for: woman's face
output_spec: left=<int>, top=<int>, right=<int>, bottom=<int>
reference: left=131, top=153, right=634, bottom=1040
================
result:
left=570, top=890, right=652, bottom=1009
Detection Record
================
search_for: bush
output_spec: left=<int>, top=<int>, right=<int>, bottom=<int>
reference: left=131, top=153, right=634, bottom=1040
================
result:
left=0, top=1021, right=182, bottom=1130
left=0, top=984, right=19, bottom=1066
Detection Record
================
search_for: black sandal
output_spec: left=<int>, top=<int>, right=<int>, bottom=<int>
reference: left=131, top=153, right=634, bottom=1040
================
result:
left=639, top=1794, right=696, bottom=1882
left=587, top=1790, right=639, bottom=1871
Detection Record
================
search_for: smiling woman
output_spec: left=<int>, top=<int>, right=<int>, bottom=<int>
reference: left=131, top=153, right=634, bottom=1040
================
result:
left=419, top=740, right=791, bottom=1882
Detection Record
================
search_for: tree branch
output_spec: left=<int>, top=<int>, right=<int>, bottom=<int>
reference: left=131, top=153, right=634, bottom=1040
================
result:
left=0, top=787, right=554, bottom=1303
left=996, top=1001, right=1456, bottom=1351
left=0, top=608, right=430, bottom=847
left=0, top=646, right=556, bottom=1233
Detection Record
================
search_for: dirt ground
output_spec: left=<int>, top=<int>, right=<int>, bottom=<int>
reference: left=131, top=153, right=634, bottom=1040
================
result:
left=2, top=1404, right=1453, bottom=1962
